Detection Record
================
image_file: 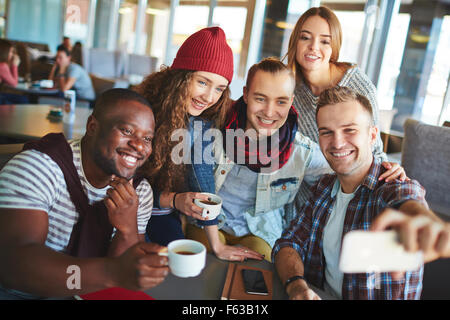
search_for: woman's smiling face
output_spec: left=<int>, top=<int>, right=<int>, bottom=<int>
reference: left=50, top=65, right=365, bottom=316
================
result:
left=187, top=71, right=229, bottom=116
left=295, top=15, right=333, bottom=73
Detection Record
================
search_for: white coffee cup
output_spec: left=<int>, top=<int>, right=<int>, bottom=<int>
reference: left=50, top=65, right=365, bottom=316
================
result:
left=39, top=79, right=54, bottom=88
left=193, top=193, right=222, bottom=220
left=159, top=239, right=206, bottom=278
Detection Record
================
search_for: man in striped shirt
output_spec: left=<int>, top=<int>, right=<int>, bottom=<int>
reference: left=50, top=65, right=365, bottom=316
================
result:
left=0, top=89, right=169, bottom=299
left=273, top=87, right=431, bottom=300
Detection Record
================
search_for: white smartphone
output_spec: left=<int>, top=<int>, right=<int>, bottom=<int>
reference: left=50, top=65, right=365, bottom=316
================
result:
left=339, top=230, right=423, bottom=273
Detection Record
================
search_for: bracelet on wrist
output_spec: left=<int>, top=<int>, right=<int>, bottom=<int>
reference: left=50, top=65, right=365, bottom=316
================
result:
left=284, top=275, right=305, bottom=290
left=172, top=192, right=181, bottom=210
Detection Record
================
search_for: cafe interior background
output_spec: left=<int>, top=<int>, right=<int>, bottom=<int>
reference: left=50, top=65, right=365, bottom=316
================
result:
left=0, top=0, right=449, bottom=299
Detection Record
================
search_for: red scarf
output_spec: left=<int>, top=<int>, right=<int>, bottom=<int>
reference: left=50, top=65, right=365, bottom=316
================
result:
left=222, top=97, right=298, bottom=173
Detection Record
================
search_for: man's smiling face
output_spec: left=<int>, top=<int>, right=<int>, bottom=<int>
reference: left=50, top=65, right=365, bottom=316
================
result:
left=317, top=100, right=377, bottom=178
left=244, top=69, right=294, bottom=137
left=90, top=99, right=155, bottom=180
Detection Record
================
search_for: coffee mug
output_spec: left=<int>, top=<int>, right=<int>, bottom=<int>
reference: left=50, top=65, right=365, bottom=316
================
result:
left=39, top=79, right=54, bottom=88
left=158, top=239, right=206, bottom=278
left=193, top=193, right=222, bottom=220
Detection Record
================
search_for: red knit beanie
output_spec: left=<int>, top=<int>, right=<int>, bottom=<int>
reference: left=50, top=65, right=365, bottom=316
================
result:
left=171, top=27, right=234, bottom=83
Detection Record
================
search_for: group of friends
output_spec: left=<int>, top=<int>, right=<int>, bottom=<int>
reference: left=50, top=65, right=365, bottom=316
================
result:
left=0, top=6, right=449, bottom=300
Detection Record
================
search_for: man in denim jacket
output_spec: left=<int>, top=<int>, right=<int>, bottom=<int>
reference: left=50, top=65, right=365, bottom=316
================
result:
left=185, top=58, right=330, bottom=261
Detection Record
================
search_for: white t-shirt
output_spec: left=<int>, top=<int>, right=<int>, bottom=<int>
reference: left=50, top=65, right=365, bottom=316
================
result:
left=323, top=180, right=355, bottom=299
left=0, top=139, right=153, bottom=253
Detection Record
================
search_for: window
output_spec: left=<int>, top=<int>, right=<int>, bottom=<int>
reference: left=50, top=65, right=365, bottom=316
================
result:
left=421, top=15, right=450, bottom=126
left=0, top=0, right=7, bottom=38
left=377, top=13, right=410, bottom=111
left=139, top=1, right=171, bottom=64
left=64, top=0, right=91, bottom=45
left=117, top=0, right=138, bottom=53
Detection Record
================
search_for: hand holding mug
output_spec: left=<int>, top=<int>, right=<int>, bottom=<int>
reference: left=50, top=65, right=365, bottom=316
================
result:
left=193, top=193, right=222, bottom=221
left=173, top=192, right=216, bottom=220
left=109, top=242, right=169, bottom=291
left=158, top=239, right=206, bottom=278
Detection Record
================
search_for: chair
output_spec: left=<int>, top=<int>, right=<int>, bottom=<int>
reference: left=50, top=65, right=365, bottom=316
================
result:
left=378, top=109, right=398, bottom=153
left=0, top=144, right=24, bottom=170
left=89, top=73, right=117, bottom=97
left=88, top=48, right=126, bottom=79
left=15, top=42, right=32, bottom=79
left=124, top=54, right=158, bottom=84
left=401, top=118, right=450, bottom=299
left=88, top=48, right=119, bottom=79
left=7, top=40, right=50, bottom=53
left=402, top=118, right=450, bottom=218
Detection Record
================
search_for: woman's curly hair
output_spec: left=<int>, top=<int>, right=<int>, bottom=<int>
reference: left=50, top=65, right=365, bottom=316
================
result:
left=135, top=66, right=232, bottom=193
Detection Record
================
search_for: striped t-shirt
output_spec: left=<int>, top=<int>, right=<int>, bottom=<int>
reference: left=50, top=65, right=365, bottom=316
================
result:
left=0, top=139, right=153, bottom=253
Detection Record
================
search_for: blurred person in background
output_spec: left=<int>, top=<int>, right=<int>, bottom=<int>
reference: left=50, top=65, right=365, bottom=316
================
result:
left=0, top=39, right=28, bottom=104
left=49, top=45, right=95, bottom=101
left=0, top=39, right=20, bottom=87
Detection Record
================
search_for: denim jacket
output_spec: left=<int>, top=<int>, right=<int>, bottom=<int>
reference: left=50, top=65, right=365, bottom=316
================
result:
left=187, top=117, right=329, bottom=247
left=186, top=118, right=220, bottom=225
left=153, top=117, right=216, bottom=210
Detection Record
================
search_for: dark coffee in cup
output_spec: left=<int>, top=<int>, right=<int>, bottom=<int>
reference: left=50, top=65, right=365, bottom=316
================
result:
left=194, top=193, right=222, bottom=221
left=175, top=251, right=196, bottom=255
left=200, top=200, right=218, bottom=205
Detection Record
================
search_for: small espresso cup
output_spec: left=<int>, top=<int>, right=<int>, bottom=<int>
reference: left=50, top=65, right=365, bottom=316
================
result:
left=159, top=239, right=206, bottom=278
left=193, top=193, right=222, bottom=220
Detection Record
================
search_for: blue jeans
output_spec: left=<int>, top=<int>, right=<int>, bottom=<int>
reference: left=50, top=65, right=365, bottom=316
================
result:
left=145, top=212, right=185, bottom=246
left=0, top=93, right=29, bottom=104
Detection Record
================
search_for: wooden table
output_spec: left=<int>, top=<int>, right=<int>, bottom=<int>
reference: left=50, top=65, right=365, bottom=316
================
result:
left=0, top=104, right=91, bottom=142
left=145, top=253, right=335, bottom=300
left=12, top=83, right=59, bottom=95
left=1, top=83, right=60, bottom=103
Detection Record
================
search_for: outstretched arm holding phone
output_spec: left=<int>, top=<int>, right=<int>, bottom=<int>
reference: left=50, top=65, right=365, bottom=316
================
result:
left=371, top=203, right=450, bottom=263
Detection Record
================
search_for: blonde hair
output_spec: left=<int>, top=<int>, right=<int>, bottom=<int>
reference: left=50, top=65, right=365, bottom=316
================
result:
left=246, top=57, right=295, bottom=90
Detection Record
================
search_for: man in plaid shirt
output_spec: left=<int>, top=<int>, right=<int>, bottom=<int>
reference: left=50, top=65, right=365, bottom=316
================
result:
left=273, top=87, right=431, bottom=300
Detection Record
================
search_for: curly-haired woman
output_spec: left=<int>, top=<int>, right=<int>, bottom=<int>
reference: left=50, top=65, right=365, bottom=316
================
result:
left=135, top=27, right=234, bottom=245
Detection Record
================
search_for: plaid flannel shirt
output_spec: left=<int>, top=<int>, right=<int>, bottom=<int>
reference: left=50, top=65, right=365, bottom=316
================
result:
left=273, top=159, right=426, bottom=300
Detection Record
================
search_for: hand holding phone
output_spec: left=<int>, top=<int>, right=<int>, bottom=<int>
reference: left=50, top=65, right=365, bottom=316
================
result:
left=241, top=269, right=269, bottom=296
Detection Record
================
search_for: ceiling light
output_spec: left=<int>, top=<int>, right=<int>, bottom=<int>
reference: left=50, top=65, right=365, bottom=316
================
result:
left=146, top=8, right=166, bottom=16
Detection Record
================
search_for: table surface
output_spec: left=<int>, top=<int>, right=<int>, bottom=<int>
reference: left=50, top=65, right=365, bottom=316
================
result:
left=0, top=104, right=91, bottom=142
left=145, top=253, right=335, bottom=300
left=2, top=83, right=59, bottom=96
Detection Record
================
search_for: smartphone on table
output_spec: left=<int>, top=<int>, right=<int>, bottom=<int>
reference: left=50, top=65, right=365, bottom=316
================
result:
left=241, top=269, right=269, bottom=296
